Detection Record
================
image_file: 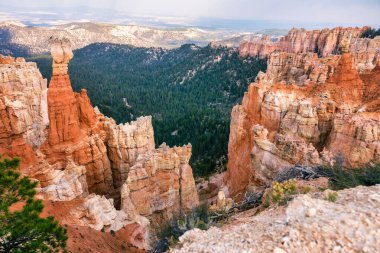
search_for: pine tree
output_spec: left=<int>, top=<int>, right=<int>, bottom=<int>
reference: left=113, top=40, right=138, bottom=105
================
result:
left=0, top=157, right=68, bottom=252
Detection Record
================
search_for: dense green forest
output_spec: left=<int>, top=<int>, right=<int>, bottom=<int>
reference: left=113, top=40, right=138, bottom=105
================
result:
left=29, top=43, right=266, bottom=176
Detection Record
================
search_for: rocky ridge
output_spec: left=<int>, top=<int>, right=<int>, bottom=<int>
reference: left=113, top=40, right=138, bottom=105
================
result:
left=173, top=185, right=380, bottom=253
left=239, top=27, right=380, bottom=80
left=240, top=27, right=369, bottom=57
left=227, top=41, right=380, bottom=196
left=0, top=39, right=199, bottom=250
left=0, top=21, right=237, bottom=55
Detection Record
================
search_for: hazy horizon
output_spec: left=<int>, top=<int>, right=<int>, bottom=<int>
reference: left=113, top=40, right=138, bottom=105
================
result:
left=0, top=0, right=379, bottom=31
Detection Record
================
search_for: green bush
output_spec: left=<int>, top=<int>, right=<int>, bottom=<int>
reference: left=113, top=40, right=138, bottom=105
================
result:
left=360, top=28, right=380, bottom=39
left=318, top=164, right=380, bottom=190
left=156, top=204, right=210, bottom=248
left=327, top=191, right=338, bottom=202
left=264, top=179, right=299, bottom=206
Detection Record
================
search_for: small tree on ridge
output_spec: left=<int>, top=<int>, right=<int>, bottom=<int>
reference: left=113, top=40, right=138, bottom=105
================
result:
left=0, top=157, right=67, bottom=252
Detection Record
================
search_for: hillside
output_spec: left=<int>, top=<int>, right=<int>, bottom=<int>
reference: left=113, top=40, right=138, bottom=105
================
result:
left=29, top=43, right=267, bottom=176
left=0, top=21, right=257, bottom=55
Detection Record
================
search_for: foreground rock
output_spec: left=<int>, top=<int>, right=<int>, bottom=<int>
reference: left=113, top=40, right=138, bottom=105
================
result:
left=173, top=185, right=380, bottom=253
left=0, top=38, right=199, bottom=249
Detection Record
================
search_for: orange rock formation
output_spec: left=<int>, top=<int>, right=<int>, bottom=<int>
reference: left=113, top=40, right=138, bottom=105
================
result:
left=227, top=45, right=380, bottom=196
left=239, top=27, right=379, bottom=73
left=0, top=38, right=199, bottom=250
left=47, top=38, right=81, bottom=145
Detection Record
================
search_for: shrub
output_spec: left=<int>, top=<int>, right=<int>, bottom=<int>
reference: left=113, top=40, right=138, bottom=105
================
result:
left=262, top=196, right=271, bottom=208
left=327, top=191, right=338, bottom=202
left=317, top=164, right=380, bottom=190
left=195, top=220, right=207, bottom=230
left=360, top=28, right=380, bottom=39
left=264, top=179, right=299, bottom=206
left=154, top=204, right=210, bottom=250
left=302, top=186, right=311, bottom=194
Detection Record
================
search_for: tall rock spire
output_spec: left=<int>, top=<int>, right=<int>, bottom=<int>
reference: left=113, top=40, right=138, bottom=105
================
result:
left=47, top=37, right=81, bottom=145
left=324, top=35, right=364, bottom=105
left=327, top=34, right=361, bottom=85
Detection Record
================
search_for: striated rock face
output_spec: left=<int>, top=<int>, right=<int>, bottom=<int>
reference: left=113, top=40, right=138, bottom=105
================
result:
left=252, top=30, right=380, bottom=90
left=278, top=27, right=365, bottom=57
left=262, top=51, right=340, bottom=85
left=0, top=38, right=198, bottom=248
left=120, top=143, right=199, bottom=225
left=239, top=27, right=380, bottom=76
left=174, top=185, right=380, bottom=253
left=238, top=35, right=280, bottom=59
left=37, top=161, right=88, bottom=201
left=47, top=38, right=80, bottom=145
left=240, top=27, right=369, bottom=57
left=103, top=116, right=155, bottom=188
left=350, top=36, right=380, bottom=72
left=226, top=50, right=380, bottom=196
left=0, top=55, right=48, bottom=170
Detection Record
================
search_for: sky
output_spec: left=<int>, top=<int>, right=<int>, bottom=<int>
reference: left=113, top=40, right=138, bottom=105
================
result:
left=1, top=0, right=379, bottom=29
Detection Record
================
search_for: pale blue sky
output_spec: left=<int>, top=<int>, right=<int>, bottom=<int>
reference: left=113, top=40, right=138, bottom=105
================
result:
left=1, top=0, right=379, bottom=27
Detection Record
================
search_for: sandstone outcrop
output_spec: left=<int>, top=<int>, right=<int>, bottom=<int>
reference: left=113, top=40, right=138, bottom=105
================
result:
left=0, top=38, right=199, bottom=249
left=227, top=47, right=380, bottom=196
left=238, top=35, right=280, bottom=59
left=240, top=27, right=369, bottom=57
left=0, top=55, right=48, bottom=172
left=239, top=27, right=380, bottom=76
left=103, top=116, right=155, bottom=188
left=37, top=161, right=88, bottom=201
left=262, top=52, right=340, bottom=85
left=40, top=199, right=149, bottom=251
left=174, top=185, right=380, bottom=253
left=121, top=143, right=199, bottom=226
left=47, top=38, right=80, bottom=145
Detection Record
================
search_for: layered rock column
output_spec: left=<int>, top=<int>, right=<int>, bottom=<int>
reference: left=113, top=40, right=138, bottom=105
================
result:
left=120, top=143, right=199, bottom=225
left=47, top=38, right=81, bottom=145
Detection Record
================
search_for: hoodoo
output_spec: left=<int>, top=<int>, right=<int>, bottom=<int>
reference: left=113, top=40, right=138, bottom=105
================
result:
left=47, top=38, right=81, bottom=145
left=227, top=35, right=380, bottom=197
left=0, top=38, right=199, bottom=250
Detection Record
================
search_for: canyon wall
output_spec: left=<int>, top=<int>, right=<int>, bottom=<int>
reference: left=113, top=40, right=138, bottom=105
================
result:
left=239, top=27, right=380, bottom=77
left=0, top=55, right=48, bottom=167
left=0, top=39, right=199, bottom=249
left=227, top=44, right=380, bottom=196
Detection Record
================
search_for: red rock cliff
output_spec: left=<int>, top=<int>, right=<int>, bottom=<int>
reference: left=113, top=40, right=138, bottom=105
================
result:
left=227, top=43, right=380, bottom=196
left=0, top=38, right=199, bottom=250
left=239, top=27, right=379, bottom=74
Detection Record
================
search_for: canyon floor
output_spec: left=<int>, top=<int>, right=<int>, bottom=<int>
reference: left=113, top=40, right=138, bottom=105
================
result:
left=172, top=185, right=380, bottom=253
